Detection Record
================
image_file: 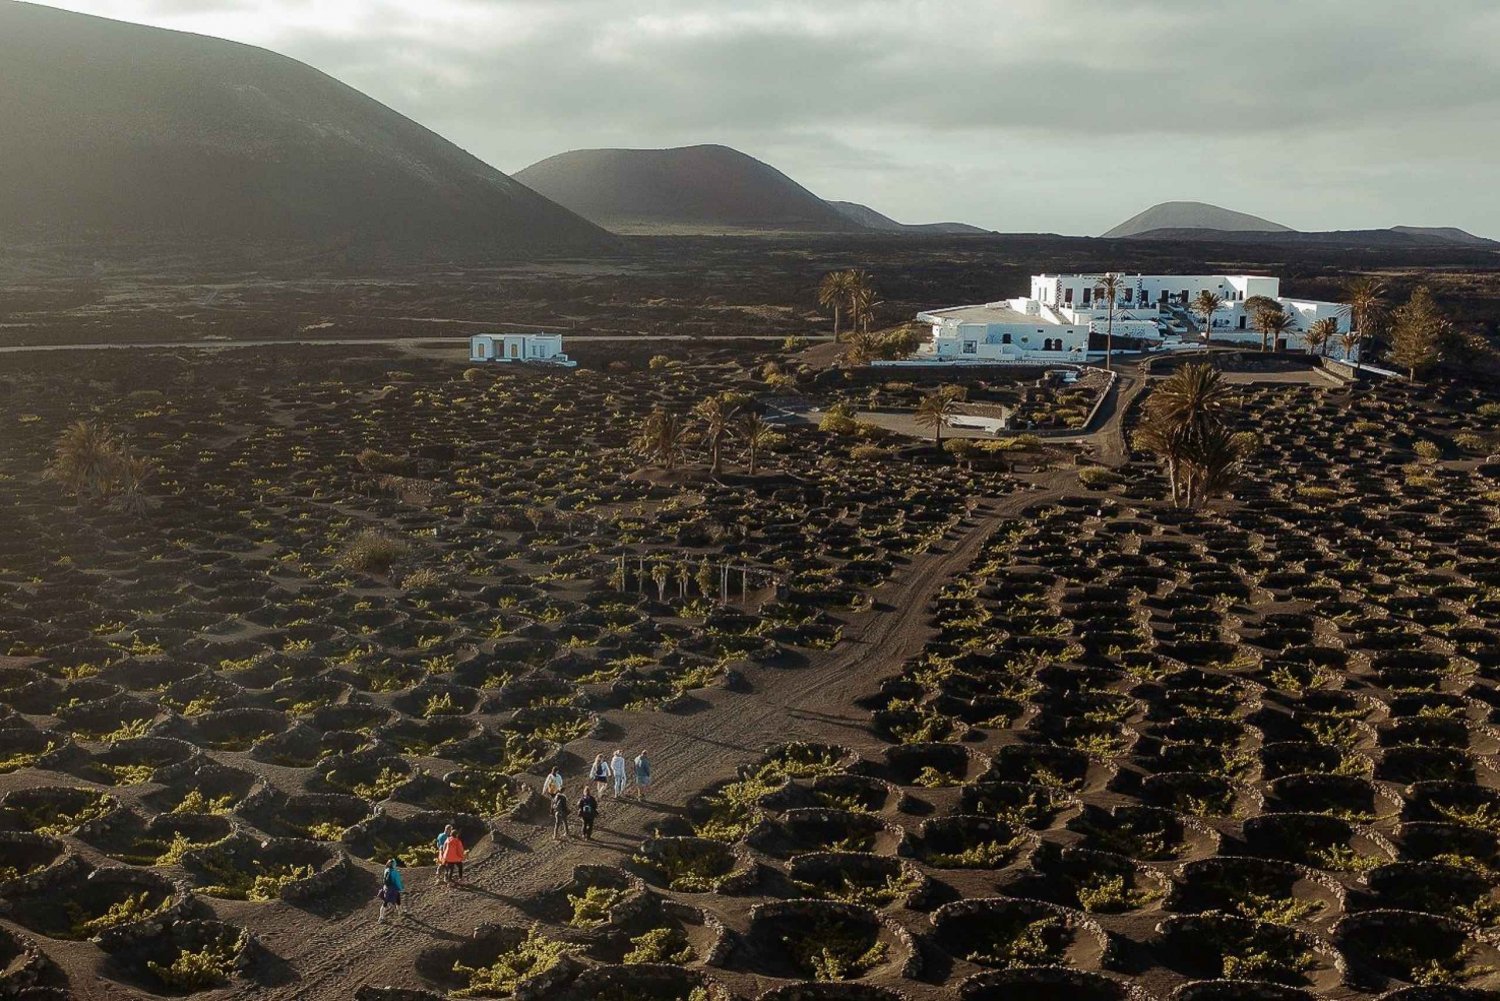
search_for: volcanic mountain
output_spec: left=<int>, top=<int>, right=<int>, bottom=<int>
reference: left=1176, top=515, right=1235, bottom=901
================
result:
left=1102, top=201, right=1293, bottom=239
left=0, top=2, right=612, bottom=256
left=514, top=145, right=868, bottom=235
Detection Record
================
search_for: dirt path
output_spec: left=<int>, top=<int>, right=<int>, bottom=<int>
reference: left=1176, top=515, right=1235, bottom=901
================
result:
left=264, top=479, right=1076, bottom=1000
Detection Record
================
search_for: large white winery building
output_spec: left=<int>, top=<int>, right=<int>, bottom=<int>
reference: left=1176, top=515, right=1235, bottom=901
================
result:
left=909, top=273, right=1351, bottom=365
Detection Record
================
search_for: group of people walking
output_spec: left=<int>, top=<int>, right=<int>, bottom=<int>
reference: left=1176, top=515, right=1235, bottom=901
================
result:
left=376, top=750, right=655, bottom=923
left=377, top=823, right=466, bottom=923
left=545, top=749, right=652, bottom=842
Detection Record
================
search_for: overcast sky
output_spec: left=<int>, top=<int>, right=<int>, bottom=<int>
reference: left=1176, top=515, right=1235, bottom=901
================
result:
left=32, top=0, right=1500, bottom=236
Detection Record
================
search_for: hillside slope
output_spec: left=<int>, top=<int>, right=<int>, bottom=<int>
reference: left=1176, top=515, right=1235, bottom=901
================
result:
left=1103, top=201, right=1293, bottom=238
left=514, top=145, right=864, bottom=235
left=1120, top=227, right=1500, bottom=250
left=827, top=201, right=991, bottom=236
left=0, top=2, right=612, bottom=255
left=1390, top=226, right=1496, bottom=246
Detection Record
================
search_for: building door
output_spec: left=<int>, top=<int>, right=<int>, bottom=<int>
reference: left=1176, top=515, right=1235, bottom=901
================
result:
left=510, top=342, right=520, bottom=359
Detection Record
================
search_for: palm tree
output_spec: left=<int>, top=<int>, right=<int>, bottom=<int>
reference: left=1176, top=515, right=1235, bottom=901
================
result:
left=693, top=394, right=740, bottom=475
left=818, top=270, right=858, bottom=339
left=1134, top=362, right=1235, bottom=508
left=1094, top=272, right=1124, bottom=371
left=1257, top=308, right=1295, bottom=353
left=1192, top=290, right=1225, bottom=349
left=737, top=412, right=780, bottom=474
left=47, top=420, right=120, bottom=502
left=1181, top=424, right=1253, bottom=508
left=1304, top=316, right=1338, bottom=356
left=1341, top=276, right=1387, bottom=375
left=850, top=279, right=878, bottom=337
left=1338, top=328, right=1362, bottom=363
left=1132, top=410, right=1191, bottom=506
left=633, top=407, right=688, bottom=471
left=1146, top=362, right=1232, bottom=433
left=914, top=385, right=965, bottom=445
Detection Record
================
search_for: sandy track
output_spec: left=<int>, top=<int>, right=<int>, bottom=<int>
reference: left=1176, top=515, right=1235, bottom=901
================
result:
left=259, top=480, right=1077, bottom=1000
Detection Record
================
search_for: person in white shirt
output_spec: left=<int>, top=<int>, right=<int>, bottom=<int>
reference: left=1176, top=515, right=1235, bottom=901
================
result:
left=609, top=749, right=628, bottom=799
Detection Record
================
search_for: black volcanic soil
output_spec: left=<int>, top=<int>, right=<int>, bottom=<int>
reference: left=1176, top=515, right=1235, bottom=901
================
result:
left=3, top=234, right=1499, bottom=349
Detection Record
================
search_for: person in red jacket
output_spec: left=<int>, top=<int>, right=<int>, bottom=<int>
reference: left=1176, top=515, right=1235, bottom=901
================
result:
left=439, top=830, right=465, bottom=885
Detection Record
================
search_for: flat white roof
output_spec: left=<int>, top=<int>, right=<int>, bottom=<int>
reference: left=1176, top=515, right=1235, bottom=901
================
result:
left=922, top=303, right=1046, bottom=325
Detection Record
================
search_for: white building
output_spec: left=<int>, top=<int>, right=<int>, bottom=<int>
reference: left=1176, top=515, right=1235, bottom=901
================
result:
left=469, top=333, right=576, bottom=367
left=908, top=273, right=1351, bottom=364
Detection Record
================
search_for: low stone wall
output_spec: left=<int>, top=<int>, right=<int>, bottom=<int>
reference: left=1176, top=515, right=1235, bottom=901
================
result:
left=758, top=983, right=910, bottom=1001
left=960, top=966, right=1152, bottom=1001
left=932, top=895, right=1117, bottom=970
left=353, top=989, right=444, bottom=1001
left=661, top=898, right=733, bottom=968
left=1171, top=979, right=1316, bottom=1001
left=750, top=899, right=920, bottom=980
left=0, top=832, right=81, bottom=897
left=558, top=963, right=734, bottom=1001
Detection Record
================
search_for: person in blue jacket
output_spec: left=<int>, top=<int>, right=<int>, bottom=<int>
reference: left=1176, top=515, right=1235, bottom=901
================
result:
left=378, top=859, right=405, bottom=923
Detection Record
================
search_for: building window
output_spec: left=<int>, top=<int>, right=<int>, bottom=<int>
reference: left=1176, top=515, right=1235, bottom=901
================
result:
left=1064, top=288, right=1073, bottom=304
left=962, top=340, right=977, bottom=354
left=1001, top=333, right=1012, bottom=345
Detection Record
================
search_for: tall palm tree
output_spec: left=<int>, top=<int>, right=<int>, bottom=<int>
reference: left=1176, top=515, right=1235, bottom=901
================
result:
left=818, top=270, right=858, bottom=339
left=1304, top=316, right=1338, bottom=356
left=1341, top=276, right=1387, bottom=375
left=693, top=394, right=740, bottom=475
left=737, top=412, right=780, bottom=475
left=914, top=385, right=965, bottom=445
left=1258, top=309, right=1295, bottom=353
left=1192, top=290, right=1225, bottom=350
left=1094, top=272, right=1124, bottom=371
left=633, top=407, right=688, bottom=471
left=1134, top=362, right=1236, bottom=508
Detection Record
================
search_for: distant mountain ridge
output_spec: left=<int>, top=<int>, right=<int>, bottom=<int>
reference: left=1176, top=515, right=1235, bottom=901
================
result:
left=1390, top=226, right=1495, bottom=246
left=827, top=201, right=992, bottom=236
left=1104, top=201, right=1494, bottom=248
left=516, top=145, right=989, bottom=236
left=1103, top=201, right=1292, bottom=238
left=0, top=1, right=612, bottom=255
left=515, top=145, right=861, bottom=235
left=1116, top=227, right=1498, bottom=250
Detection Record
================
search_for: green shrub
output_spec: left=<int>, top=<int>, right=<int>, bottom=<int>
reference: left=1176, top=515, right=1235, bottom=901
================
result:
left=567, top=885, right=626, bottom=928
left=623, top=925, right=696, bottom=965
left=451, top=927, right=575, bottom=998
left=820, top=403, right=859, bottom=435
left=965, top=914, right=1067, bottom=968
left=147, top=940, right=239, bottom=990
left=782, top=916, right=887, bottom=981
left=1077, top=467, right=1113, bottom=489
left=1075, top=872, right=1159, bottom=913
left=68, top=891, right=169, bottom=938
left=339, top=529, right=410, bottom=575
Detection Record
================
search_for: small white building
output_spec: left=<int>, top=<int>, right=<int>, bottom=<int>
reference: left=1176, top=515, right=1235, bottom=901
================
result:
left=469, top=333, right=576, bottom=367
left=907, top=273, right=1352, bottom=364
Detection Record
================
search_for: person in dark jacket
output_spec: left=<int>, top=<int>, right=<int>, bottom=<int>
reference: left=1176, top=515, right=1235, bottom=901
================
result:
left=578, top=789, right=599, bottom=840
left=551, top=791, right=571, bottom=841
